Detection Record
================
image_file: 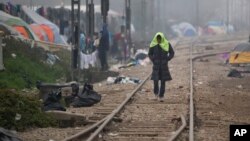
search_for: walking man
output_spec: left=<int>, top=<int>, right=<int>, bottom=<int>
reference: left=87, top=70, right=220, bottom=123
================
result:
left=148, top=32, right=175, bottom=102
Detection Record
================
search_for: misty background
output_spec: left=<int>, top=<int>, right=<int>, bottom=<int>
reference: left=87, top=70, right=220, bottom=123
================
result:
left=1, top=0, right=249, bottom=40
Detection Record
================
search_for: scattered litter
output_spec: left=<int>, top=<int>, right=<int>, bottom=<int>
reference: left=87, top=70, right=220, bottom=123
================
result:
left=65, top=83, right=102, bottom=108
left=178, top=86, right=184, bottom=89
left=15, top=113, right=21, bottom=121
left=237, top=85, right=243, bottom=89
left=46, top=53, right=60, bottom=65
left=141, top=89, right=150, bottom=92
left=138, top=58, right=150, bottom=66
left=227, top=69, right=242, bottom=78
left=42, top=89, right=66, bottom=111
left=135, top=49, right=148, bottom=60
left=98, top=134, right=102, bottom=138
left=205, top=46, right=214, bottom=50
left=11, top=53, right=16, bottom=59
left=107, top=76, right=141, bottom=84
left=198, top=82, right=203, bottom=85
left=0, top=127, right=23, bottom=141
left=108, top=133, right=119, bottom=136
left=98, top=83, right=102, bottom=87
left=118, top=61, right=137, bottom=69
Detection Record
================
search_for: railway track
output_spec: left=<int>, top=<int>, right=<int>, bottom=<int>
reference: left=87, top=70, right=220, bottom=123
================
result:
left=17, top=33, right=249, bottom=141
left=62, top=34, right=248, bottom=141
left=60, top=39, right=191, bottom=141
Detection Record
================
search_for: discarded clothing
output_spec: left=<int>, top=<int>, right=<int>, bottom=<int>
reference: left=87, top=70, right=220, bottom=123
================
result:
left=66, top=83, right=101, bottom=107
left=42, top=89, right=66, bottom=111
left=80, top=51, right=97, bottom=69
left=107, top=76, right=141, bottom=84
left=135, top=53, right=147, bottom=60
left=46, top=53, right=60, bottom=65
left=134, top=49, right=148, bottom=60
left=227, top=69, right=242, bottom=78
left=118, top=61, right=137, bottom=69
left=0, top=127, right=22, bottom=141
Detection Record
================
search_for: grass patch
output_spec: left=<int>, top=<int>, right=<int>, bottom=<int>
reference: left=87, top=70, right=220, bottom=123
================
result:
left=0, top=37, right=70, bottom=89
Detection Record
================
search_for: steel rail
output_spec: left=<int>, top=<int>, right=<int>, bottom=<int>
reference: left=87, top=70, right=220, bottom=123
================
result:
left=168, top=114, right=187, bottom=141
left=189, top=38, right=196, bottom=141
left=62, top=117, right=108, bottom=141
left=86, top=73, right=151, bottom=141
left=61, top=36, right=243, bottom=141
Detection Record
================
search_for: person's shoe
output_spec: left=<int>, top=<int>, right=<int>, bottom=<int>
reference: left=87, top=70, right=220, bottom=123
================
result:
left=159, top=97, right=164, bottom=102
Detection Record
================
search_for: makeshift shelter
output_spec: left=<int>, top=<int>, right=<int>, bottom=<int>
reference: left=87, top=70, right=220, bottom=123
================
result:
left=21, top=6, right=67, bottom=45
left=13, top=26, right=29, bottom=38
left=30, top=24, right=49, bottom=41
left=171, top=22, right=197, bottom=37
left=40, top=24, right=54, bottom=42
left=178, top=22, right=197, bottom=37
left=204, top=21, right=226, bottom=35
left=229, top=43, right=250, bottom=64
left=0, top=11, right=38, bottom=40
left=0, top=22, right=21, bottom=36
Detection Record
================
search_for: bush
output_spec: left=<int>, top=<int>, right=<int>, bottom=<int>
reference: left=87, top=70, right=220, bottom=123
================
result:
left=0, top=89, right=57, bottom=131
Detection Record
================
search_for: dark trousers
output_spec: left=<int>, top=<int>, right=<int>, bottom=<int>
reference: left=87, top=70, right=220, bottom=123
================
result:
left=154, top=80, right=166, bottom=98
left=98, top=51, right=108, bottom=70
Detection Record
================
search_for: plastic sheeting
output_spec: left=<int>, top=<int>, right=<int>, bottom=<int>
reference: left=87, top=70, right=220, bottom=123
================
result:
left=42, top=89, right=66, bottom=111
left=13, top=26, right=29, bottom=39
left=0, top=11, right=38, bottom=40
left=65, top=83, right=102, bottom=107
left=30, top=24, right=49, bottom=41
left=229, top=43, right=250, bottom=64
left=21, top=6, right=67, bottom=45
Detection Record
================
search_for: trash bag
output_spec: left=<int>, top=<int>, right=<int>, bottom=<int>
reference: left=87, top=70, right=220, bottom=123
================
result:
left=42, top=89, right=66, bottom=111
left=114, top=76, right=141, bottom=84
left=71, top=83, right=101, bottom=107
left=0, top=127, right=22, bottom=141
left=227, top=69, right=242, bottom=78
left=135, top=53, right=147, bottom=60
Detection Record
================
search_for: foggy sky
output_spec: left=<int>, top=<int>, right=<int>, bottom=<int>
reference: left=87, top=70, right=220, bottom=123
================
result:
left=1, top=0, right=249, bottom=33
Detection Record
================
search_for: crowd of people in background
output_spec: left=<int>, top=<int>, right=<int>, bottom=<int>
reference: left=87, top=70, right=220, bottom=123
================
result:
left=0, top=2, right=132, bottom=72
left=78, top=24, right=130, bottom=71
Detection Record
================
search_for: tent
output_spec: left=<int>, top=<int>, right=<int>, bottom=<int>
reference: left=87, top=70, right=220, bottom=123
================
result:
left=229, top=43, right=250, bottom=64
left=13, top=26, right=29, bottom=38
left=40, top=24, right=54, bottom=42
left=21, top=6, right=67, bottom=45
left=30, top=24, right=49, bottom=41
left=178, top=22, right=197, bottom=37
left=0, top=22, right=21, bottom=36
left=0, top=11, right=38, bottom=40
left=204, top=21, right=226, bottom=35
left=171, top=22, right=197, bottom=37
